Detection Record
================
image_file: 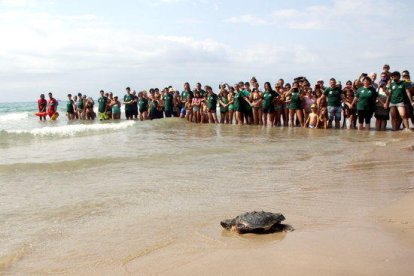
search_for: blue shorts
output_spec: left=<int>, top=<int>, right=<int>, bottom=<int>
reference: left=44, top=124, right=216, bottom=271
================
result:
left=180, top=107, right=186, bottom=115
left=327, top=106, right=342, bottom=121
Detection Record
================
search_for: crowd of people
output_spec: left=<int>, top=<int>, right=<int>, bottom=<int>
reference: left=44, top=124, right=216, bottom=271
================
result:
left=38, top=64, right=414, bottom=131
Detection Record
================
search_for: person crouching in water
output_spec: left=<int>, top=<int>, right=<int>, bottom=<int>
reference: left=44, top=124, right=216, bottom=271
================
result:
left=304, top=104, right=319, bottom=128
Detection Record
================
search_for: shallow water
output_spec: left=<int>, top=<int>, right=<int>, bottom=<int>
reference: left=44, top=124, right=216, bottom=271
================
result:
left=1, top=103, right=414, bottom=274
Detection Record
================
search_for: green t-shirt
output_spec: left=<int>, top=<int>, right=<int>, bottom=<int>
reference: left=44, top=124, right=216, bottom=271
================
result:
left=149, top=100, right=158, bottom=113
left=98, top=96, right=108, bottom=113
left=289, top=92, right=302, bottom=110
left=207, top=93, right=218, bottom=109
left=324, top=87, right=342, bottom=107
left=181, top=90, right=193, bottom=102
left=355, top=87, right=377, bottom=111
left=123, top=94, right=134, bottom=111
left=262, top=91, right=274, bottom=109
left=138, top=98, right=148, bottom=111
left=241, top=90, right=251, bottom=111
left=196, top=89, right=206, bottom=98
left=67, top=100, right=74, bottom=113
left=220, top=96, right=229, bottom=113
left=389, top=81, right=409, bottom=104
left=233, top=91, right=242, bottom=111
left=163, top=93, right=174, bottom=111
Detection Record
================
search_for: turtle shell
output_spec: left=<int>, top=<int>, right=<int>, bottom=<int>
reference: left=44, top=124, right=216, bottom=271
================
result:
left=236, top=211, right=285, bottom=230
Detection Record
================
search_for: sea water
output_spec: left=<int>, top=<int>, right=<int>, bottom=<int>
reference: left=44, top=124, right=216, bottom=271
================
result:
left=0, top=102, right=413, bottom=274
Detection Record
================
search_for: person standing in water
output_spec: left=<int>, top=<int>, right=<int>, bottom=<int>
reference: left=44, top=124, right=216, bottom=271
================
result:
left=123, top=87, right=134, bottom=120
left=37, top=94, right=47, bottom=121
left=321, top=78, right=343, bottom=129
left=47, top=92, right=58, bottom=118
left=352, top=77, right=377, bottom=130
left=111, top=96, right=121, bottom=120
left=206, top=86, right=219, bottom=123
left=98, top=90, right=109, bottom=120
left=385, top=71, right=413, bottom=131
left=180, top=82, right=193, bottom=118
left=66, top=94, right=75, bottom=120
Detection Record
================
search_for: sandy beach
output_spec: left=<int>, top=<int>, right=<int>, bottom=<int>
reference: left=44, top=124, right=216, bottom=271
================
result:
left=1, top=120, right=414, bottom=275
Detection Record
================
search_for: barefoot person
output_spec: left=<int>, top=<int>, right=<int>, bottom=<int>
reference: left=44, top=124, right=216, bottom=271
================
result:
left=37, top=94, right=47, bottom=121
left=180, top=82, right=193, bottom=118
left=47, top=92, right=58, bottom=119
left=261, top=82, right=275, bottom=126
left=321, top=78, right=343, bottom=129
left=304, top=104, right=319, bottom=128
left=98, top=90, right=109, bottom=120
left=342, top=81, right=356, bottom=129
left=111, top=96, right=121, bottom=120
left=206, top=86, right=219, bottom=123
left=138, top=91, right=149, bottom=121
left=352, top=77, right=377, bottom=130
left=66, top=94, right=75, bottom=120
left=123, top=87, right=134, bottom=120
left=286, top=82, right=304, bottom=127
left=385, top=71, right=413, bottom=131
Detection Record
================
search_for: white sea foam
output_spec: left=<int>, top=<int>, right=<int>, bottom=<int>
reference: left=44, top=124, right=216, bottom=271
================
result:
left=5, top=121, right=136, bottom=137
left=0, top=112, right=31, bottom=123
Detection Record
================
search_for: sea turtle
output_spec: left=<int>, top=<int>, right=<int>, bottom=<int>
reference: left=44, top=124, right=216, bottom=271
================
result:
left=220, top=211, right=291, bottom=234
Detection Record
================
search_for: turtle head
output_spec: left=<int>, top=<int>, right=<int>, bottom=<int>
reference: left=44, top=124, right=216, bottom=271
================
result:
left=220, top=219, right=235, bottom=230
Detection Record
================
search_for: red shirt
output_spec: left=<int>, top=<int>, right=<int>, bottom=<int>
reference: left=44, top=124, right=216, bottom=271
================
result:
left=38, top=99, right=47, bottom=112
left=47, top=98, right=58, bottom=114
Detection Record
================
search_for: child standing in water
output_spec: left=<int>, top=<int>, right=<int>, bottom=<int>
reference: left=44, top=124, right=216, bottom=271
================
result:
left=192, top=91, right=203, bottom=123
left=304, top=104, right=319, bottom=128
left=185, top=97, right=193, bottom=122
left=317, top=107, right=328, bottom=129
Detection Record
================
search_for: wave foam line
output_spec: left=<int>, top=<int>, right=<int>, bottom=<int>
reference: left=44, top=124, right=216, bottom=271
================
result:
left=5, top=121, right=136, bottom=137
left=0, top=112, right=31, bottom=122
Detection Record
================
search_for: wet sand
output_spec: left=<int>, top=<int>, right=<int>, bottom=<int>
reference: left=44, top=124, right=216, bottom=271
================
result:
left=1, top=122, right=414, bottom=275
left=124, top=136, right=414, bottom=276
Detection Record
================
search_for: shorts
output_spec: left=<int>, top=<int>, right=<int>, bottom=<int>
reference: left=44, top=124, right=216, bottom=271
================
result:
left=343, top=105, right=356, bottom=117
left=165, top=110, right=172, bottom=117
left=389, top=102, right=406, bottom=107
left=357, top=110, right=373, bottom=124
left=374, top=106, right=390, bottom=120
left=244, top=109, right=253, bottom=118
left=208, top=108, right=216, bottom=113
left=262, top=107, right=274, bottom=113
left=139, top=108, right=147, bottom=113
left=125, top=110, right=133, bottom=118
left=98, top=112, right=109, bottom=120
left=327, top=106, right=342, bottom=121
left=181, top=107, right=186, bottom=115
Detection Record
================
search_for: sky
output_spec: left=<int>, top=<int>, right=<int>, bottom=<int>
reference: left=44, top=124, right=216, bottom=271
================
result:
left=0, top=0, right=413, bottom=102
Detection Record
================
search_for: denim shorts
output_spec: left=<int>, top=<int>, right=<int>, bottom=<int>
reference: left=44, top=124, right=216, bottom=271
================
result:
left=327, top=106, right=342, bottom=121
